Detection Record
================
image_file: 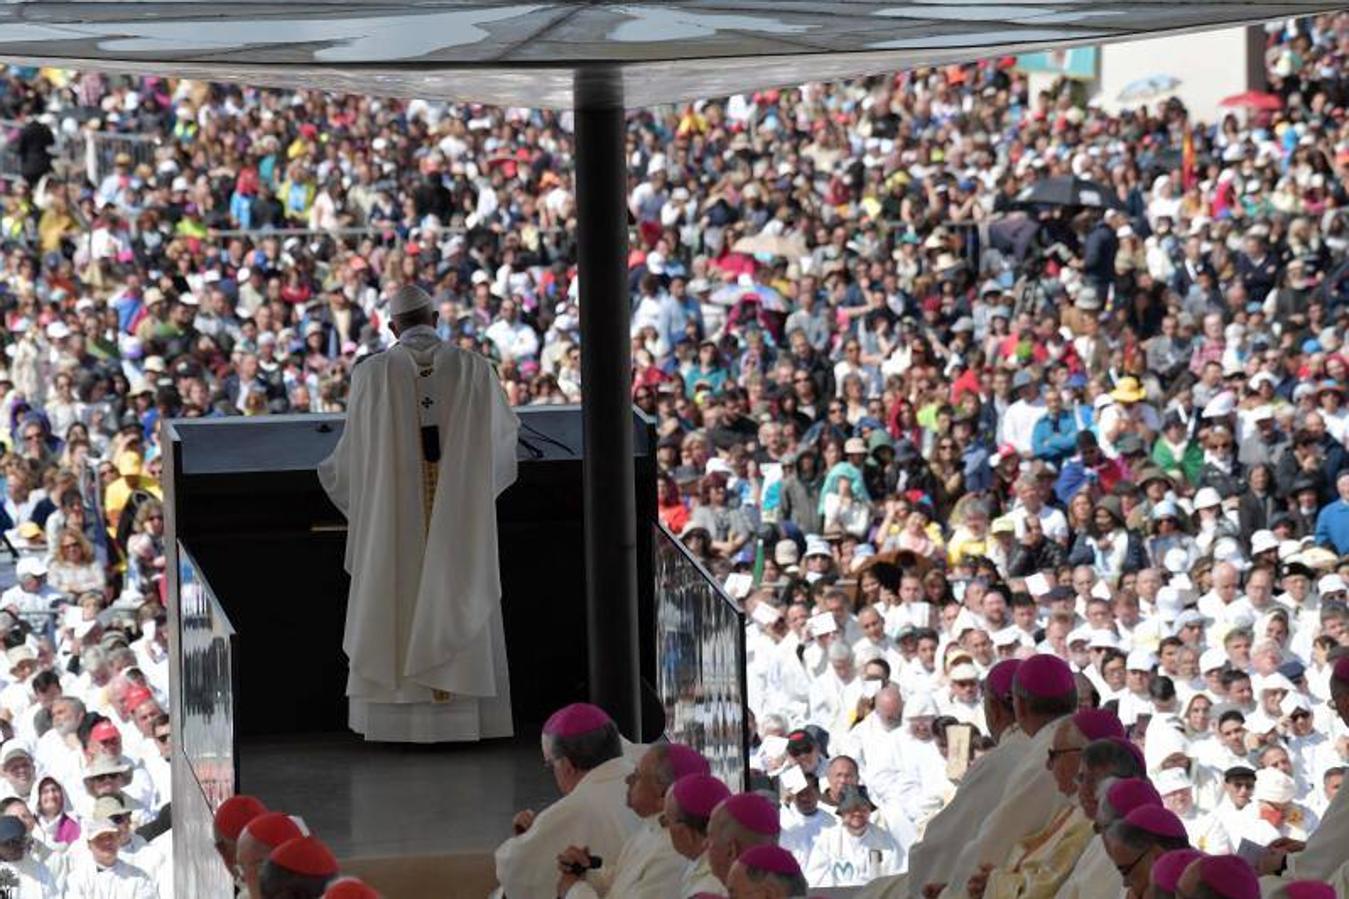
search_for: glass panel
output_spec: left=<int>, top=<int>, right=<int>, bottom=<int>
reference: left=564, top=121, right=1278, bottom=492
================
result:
left=178, top=544, right=238, bottom=809
left=653, top=523, right=748, bottom=791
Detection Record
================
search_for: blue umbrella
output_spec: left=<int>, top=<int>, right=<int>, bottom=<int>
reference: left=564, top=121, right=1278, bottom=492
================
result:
left=1117, top=75, right=1182, bottom=104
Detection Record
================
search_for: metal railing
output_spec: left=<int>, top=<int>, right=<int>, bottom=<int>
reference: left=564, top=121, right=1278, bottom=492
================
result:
left=84, top=130, right=159, bottom=185
left=0, top=118, right=82, bottom=182
left=653, top=521, right=750, bottom=791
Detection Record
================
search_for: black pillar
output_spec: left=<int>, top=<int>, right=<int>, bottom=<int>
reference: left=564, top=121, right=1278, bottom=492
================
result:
left=574, top=67, right=641, bottom=738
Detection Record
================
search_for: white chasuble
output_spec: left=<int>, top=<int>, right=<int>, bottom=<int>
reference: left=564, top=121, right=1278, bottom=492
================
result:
left=318, top=325, right=520, bottom=742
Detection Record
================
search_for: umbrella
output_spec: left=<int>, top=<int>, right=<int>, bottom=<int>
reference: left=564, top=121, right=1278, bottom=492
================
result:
left=1116, top=74, right=1181, bottom=104
left=1013, top=176, right=1120, bottom=210
left=1219, top=90, right=1283, bottom=112
left=708, top=252, right=757, bottom=278
left=732, top=233, right=808, bottom=259
left=710, top=282, right=786, bottom=312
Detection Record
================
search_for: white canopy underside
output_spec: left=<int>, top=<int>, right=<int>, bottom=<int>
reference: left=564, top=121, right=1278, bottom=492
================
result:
left=0, top=1, right=1340, bottom=107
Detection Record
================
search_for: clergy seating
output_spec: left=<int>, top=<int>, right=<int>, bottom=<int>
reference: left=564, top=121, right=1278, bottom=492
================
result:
left=164, top=407, right=659, bottom=739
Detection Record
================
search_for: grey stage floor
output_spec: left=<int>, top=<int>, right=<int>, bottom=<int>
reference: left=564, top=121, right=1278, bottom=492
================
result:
left=239, top=732, right=557, bottom=859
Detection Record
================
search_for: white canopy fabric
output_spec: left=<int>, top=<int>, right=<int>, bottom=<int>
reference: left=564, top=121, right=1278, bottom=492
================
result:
left=0, top=1, right=1341, bottom=107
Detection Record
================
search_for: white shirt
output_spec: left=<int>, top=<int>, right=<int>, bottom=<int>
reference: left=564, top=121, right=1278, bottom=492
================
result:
left=0, top=855, right=58, bottom=899
left=781, top=805, right=837, bottom=870
left=563, top=816, right=685, bottom=899
left=805, top=822, right=907, bottom=887
left=1001, top=399, right=1047, bottom=457
left=62, top=857, right=158, bottom=899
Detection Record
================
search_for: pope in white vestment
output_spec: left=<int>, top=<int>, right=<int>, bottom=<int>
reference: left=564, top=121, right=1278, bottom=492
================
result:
left=318, top=285, right=520, bottom=743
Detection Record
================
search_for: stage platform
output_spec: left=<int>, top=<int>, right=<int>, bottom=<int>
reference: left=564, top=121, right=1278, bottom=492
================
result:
left=240, top=732, right=555, bottom=859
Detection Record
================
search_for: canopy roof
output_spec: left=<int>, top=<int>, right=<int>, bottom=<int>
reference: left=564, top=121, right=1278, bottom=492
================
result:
left=0, top=1, right=1340, bottom=107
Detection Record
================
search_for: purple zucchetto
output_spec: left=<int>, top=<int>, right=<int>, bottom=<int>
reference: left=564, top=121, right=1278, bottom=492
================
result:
left=718, top=792, right=780, bottom=836
left=1072, top=708, right=1125, bottom=741
left=1333, top=655, right=1349, bottom=685
left=1014, top=654, right=1075, bottom=698
left=737, top=845, right=802, bottom=877
left=542, top=703, right=612, bottom=738
left=1284, top=882, right=1336, bottom=899
left=1195, top=855, right=1259, bottom=899
left=672, top=774, right=730, bottom=818
left=986, top=659, right=1021, bottom=703
left=1105, top=777, right=1162, bottom=816
left=1150, top=849, right=1204, bottom=891
left=1124, top=805, right=1187, bottom=840
left=664, top=743, right=711, bottom=781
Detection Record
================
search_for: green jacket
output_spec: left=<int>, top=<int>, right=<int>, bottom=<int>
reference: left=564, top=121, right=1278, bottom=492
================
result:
left=1151, top=438, right=1203, bottom=486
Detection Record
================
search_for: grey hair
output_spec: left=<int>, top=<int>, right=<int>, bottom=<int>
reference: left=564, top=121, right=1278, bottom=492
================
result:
left=79, top=647, right=106, bottom=672
left=744, top=865, right=809, bottom=897
left=1083, top=739, right=1146, bottom=780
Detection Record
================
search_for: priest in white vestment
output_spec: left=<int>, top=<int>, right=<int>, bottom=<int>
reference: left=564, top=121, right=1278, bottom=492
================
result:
left=559, top=742, right=709, bottom=899
left=936, top=654, right=1081, bottom=899
left=318, top=284, right=520, bottom=743
left=494, top=704, right=640, bottom=899
left=1255, top=657, right=1349, bottom=885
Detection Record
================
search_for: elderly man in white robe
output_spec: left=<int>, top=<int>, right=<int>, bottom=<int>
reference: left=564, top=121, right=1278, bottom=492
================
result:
left=856, top=658, right=1028, bottom=899
left=557, top=742, right=709, bottom=899
left=493, top=704, right=639, bottom=899
left=665, top=773, right=733, bottom=897
left=319, top=283, right=520, bottom=743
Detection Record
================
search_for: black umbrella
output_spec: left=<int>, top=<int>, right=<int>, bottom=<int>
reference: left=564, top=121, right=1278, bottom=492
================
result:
left=1013, top=176, right=1121, bottom=210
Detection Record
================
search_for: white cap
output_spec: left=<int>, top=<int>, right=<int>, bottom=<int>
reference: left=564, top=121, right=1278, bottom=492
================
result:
left=903, top=692, right=938, bottom=719
left=45, top=321, right=71, bottom=340
left=1250, top=405, right=1274, bottom=423
left=1193, top=487, right=1222, bottom=510
left=1155, top=587, right=1186, bottom=622
left=803, top=536, right=832, bottom=559
left=1256, top=673, right=1295, bottom=694
left=390, top=285, right=434, bottom=316
left=1254, top=768, right=1295, bottom=804
left=1172, top=609, right=1206, bottom=633
left=1199, top=647, right=1228, bottom=672
left=1155, top=767, right=1192, bottom=795
left=15, top=557, right=46, bottom=579
left=1278, top=692, right=1311, bottom=717
left=1202, top=391, right=1236, bottom=419
left=1089, top=630, right=1120, bottom=650
left=1126, top=649, right=1157, bottom=671
left=948, top=663, right=979, bottom=682
left=1318, top=574, right=1347, bottom=595
left=993, top=626, right=1024, bottom=647
left=1278, top=540, right=1304, bottom=561
left=0, top=741, right=31, bottom=765
left=1251, top=530, right=1279, bottom=556
left=1163, top=547, right=1190, bottom=574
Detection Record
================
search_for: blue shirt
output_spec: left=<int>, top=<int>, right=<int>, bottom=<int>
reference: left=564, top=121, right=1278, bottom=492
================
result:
left=1314, top=499, right=1349, bottom=554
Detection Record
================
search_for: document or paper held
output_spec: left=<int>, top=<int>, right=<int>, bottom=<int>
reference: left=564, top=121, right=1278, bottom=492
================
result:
left=1235, top=838, right=1267, bottom=867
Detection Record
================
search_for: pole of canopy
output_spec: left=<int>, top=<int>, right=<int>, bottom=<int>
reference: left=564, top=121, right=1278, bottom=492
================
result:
left=574, top=66, right=641, bottom=738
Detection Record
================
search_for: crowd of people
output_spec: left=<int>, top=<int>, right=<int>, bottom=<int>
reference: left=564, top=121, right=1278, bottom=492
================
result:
left=0, top=3, right=1345, bottom=896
